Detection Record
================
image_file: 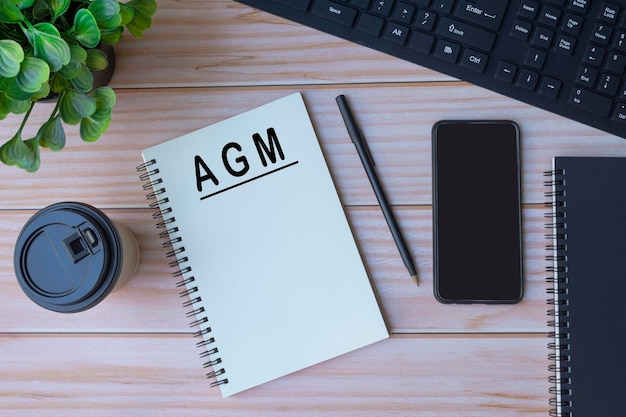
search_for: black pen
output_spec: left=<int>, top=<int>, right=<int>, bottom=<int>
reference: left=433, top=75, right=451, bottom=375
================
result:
left=335, top=95, right=419, bottom=286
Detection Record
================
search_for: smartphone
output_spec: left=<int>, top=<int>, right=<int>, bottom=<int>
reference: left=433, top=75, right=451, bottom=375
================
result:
left=432, top=120, right=523, bottom=304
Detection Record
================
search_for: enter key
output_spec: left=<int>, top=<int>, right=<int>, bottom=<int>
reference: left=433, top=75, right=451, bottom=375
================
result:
left=454, top=0, right=509, bottom=31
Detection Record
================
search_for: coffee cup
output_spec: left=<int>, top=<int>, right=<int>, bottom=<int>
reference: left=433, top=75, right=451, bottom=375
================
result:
left=14, top=202, right=140, bottom=313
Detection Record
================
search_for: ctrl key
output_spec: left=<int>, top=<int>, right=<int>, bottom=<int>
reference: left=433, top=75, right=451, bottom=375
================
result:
left=569, top=88, right=613, bottom=117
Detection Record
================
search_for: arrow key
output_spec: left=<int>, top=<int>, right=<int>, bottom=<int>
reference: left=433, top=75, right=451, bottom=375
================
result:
left=539, top=77, right=562, bottom=99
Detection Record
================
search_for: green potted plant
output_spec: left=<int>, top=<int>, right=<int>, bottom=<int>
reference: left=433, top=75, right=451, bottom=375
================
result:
left=0, top=0, right=156, bottom=172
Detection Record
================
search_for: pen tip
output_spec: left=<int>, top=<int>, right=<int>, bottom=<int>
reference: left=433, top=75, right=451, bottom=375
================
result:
left=412, top=274, right=419, bottom=287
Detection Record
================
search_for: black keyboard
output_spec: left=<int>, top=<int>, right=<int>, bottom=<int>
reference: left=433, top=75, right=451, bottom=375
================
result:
left=235, top=0, right=626, bottom=140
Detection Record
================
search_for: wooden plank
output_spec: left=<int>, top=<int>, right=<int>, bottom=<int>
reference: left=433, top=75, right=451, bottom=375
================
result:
left=0, top=334, right=550, bottom=416
left=111, top=0, right=450, bottom=88
left=1, top=206, right=549, bottom=334
left=2, top=85, right=625, bottom=209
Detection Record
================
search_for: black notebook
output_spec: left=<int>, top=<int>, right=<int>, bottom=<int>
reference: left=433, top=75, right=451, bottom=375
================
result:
left=545, top=157, right=626, bottom=417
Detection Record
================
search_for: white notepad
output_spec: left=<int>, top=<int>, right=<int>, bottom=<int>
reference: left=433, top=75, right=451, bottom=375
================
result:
left=140, top=93, right=389, bottom=396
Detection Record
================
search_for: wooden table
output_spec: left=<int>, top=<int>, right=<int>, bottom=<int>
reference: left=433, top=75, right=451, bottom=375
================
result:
left=2, top=1, right=626, bottom=415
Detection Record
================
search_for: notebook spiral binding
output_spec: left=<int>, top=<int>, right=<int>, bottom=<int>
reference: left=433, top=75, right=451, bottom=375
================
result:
left=137, top=159, right=229, bottom=388
left=543, top=168, right=571, bottom=417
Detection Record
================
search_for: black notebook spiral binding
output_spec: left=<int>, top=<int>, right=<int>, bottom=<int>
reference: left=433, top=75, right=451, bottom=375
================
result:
left=543, top=157, right=626, bottom=417
left=137, top=159, right=228, bottom=388
left=544, top=167, right=570, bottom=417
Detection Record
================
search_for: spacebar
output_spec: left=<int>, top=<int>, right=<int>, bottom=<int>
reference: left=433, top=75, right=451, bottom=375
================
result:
left=312, top=0, right=357, bottom=26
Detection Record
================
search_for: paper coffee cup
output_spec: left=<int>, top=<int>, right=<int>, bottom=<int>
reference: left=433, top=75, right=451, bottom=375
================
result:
left=14, top=202, right=140, bottom=313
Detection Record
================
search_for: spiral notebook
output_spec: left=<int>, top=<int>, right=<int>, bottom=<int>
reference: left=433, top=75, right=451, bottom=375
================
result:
left=138, top=93, right=389, bottom=397
left=545, top=157, right=626, bottom=417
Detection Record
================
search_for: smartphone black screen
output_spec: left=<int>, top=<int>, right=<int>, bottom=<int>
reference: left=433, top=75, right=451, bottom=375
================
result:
left=432, top=121, right=523, bottom=304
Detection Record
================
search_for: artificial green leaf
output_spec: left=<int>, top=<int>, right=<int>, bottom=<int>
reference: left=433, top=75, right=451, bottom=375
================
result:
left=37, top=114, right=66, bottom=151
left=23, top=137, right=40, bottom=172
left=71, top=63, right=93, bottom=92
left=92, top=86, right=116, bottom=108
left=57, top=45, right=87, bottom=79
left=30, top=80, right=50, bottom=101
left=73, top=9, right=101, bottom=48
left=85, top=48, right=108, bottom=71
left=50, top=72, right=70, bottom=92
left=31, top=0, right=50, bottom=20
left=26, top=22, right=71, bottom=71
left=79, top=86, right=115, bottom=142
left=48, top=0, right=70, bottom=21
left=1, top=90, right=30, bottom=113
left=119, top=3, right=134, bottom=26
left=100, top=27, right=123, bottom=45
left=13, top=0, right=35, bottom=10
left=88, top=0, right=121, bottom=31
left=2, top=76, right=33, bottom=100
left=125, top=0, right=156, bottom=38
left=80, top=114, right=110, bottom=142
left=59, top=89, right=96, bottom=124
left=0, top=0, right=23, bottom=23
left=0, top=133, right=36, bottom=170
left=16, top=56, right=49, bottom=93
left=0, top=39, right=24, bottom=78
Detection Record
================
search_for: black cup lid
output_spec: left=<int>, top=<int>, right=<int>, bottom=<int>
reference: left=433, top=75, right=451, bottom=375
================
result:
left=14, top=202, right=122, bottom=313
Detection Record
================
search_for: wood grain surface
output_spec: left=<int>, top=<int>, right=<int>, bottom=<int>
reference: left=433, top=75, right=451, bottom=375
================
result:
left=3, top=1, right=626, bottom=416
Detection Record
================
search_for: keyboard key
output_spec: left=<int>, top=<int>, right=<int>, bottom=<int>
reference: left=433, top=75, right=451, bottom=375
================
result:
left=495, top=61, right=518, bottom=83
left=598, top=3, right=620, bottom=24
left=517, top=69, right=539, bottom=90
left=540, top=6, right=562, bottom=28
left=415, top=10, right=437, bottom=31
left=525, top=48, right=547, bottom=69
left=598, top=73, right=620, bottom=95
left=569, top=87, right=613, bottom=116
left=357, top=13, right=385, bottom=35
left=576, top=66, right=598, bottom=87
left=510, top=19, right=532, bottom=42
left=460, top=49, right=488, bottom=72
left=350, top=0, right=371, bottom=8
left=612, top=102, right=626, bottom=123
left=312, top=0, right=358, bottom=26
left=384, top=22, right=411, bottom=44
left=532, top=27, right=555, bottom=49
left=433, top=0, right=454, bottom=14
left=568, top=0, right=589, bottom=14
left=454, top=0, right=508, bottom=31
left=275, top=0, right=312, bottom=11
left=561, top=13, right=584, bottom=35
left=371, top=0, right=394, bottom=16
left=605, top=52, right=626, bottom=74
left=583, top=45, right=605, bottom=66
left=436, top=17, right=496, bottom=52
left=614, top=32, right=626, bottom=52
left=408, top=30, right=435, bottom=53
left=539, top=77, right=562, bottom=98
left=592, top=24, right=613, bottom=45
left=555, top=35, right=576, bottom=55
left=434, top=40, right=461, bottom=62
left=394, top=3, right=416, bottom=23
left=518, top=0, right=540, bottom=20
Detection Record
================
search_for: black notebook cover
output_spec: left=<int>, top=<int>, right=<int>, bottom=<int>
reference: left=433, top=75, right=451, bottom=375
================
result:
left=546, top=157, right=626, bottom=417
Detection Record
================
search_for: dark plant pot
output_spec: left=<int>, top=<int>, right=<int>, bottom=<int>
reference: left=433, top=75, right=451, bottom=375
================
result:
left=93, top=43, right=116, bottom=89
left=40, top=43, right=116, bottom=103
